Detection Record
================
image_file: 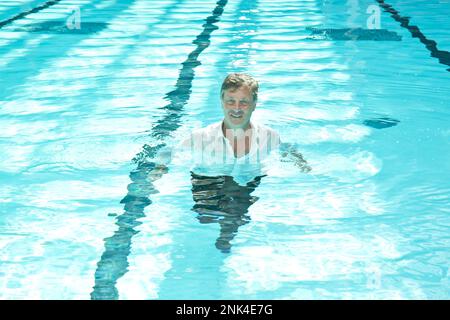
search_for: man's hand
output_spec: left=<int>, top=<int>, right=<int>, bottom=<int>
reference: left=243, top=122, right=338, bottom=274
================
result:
left=280, top=145, right=312, bottom=173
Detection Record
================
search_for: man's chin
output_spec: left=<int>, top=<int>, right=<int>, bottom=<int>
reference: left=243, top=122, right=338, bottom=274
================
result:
left=224, top=118, right=248, bottom=130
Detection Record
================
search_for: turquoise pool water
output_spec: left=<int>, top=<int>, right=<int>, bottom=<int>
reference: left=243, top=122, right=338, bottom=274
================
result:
left=0, top=0, right=449, bottom=299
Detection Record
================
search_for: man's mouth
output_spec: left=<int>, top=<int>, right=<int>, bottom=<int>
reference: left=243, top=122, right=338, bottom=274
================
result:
left=229, top=111, right=244, bottom=119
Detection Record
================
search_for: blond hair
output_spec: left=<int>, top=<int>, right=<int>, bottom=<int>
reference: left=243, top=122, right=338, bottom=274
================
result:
left=220, top=73, right=259, bottom=102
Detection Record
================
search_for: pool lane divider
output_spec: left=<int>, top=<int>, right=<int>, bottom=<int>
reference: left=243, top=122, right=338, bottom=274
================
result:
left=0, top=0, right=63, bottom=29
left=375, top=0, right=450, bottom=72
left=90, top=0, right=228, bottom=300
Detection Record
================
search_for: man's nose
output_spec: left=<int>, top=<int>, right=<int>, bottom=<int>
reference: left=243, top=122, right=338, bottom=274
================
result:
left=229, top=102, right=240, bottom=109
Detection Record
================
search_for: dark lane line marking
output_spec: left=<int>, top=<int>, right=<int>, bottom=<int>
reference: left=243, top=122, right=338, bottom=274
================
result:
left=375, top=0, right=450, bottom=72
left=90, top=0, right=228, bottom=300
left=132, top=0, right=228, bottom=164
left=307, top=27, right=401, bottom=41
left=0, top=0, right=136, bottom=99
left=363, top=117, right=400, bottom=129
left=0, top=0, right=63, bottom=29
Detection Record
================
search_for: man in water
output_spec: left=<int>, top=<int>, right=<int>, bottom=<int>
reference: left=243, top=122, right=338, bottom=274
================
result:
left=184, top=73, right=279, bottom=162
left=175, top=73, right=310, bottom=252
left=178, top=73, right=310, bottom=169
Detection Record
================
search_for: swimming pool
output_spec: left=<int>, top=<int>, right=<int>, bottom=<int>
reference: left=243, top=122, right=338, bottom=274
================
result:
left=0, top=0, right=449, bottom=300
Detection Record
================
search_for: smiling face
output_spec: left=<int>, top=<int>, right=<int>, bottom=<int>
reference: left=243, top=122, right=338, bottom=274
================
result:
left=221, top=85, right=256, bottom=130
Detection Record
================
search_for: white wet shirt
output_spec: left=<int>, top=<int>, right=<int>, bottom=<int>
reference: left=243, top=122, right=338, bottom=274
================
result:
left=173, top=120, right=281, bottom=182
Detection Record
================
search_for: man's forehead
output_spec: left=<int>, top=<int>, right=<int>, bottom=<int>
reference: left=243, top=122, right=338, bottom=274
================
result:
left=223, top=86, right=252, bottom=97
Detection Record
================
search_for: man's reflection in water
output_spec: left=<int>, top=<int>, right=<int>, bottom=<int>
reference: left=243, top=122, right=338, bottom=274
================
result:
left=190, top=172, right=265, bottom=253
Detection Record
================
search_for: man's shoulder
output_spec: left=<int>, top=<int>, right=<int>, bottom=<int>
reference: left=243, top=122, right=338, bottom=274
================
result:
left=254, top=121, right=280, bottom=137
left=191, top=121, right=222, bottom=138
left=177, top=121, right=222, bottom=149
left=252, top=121, right=281, bottom=149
